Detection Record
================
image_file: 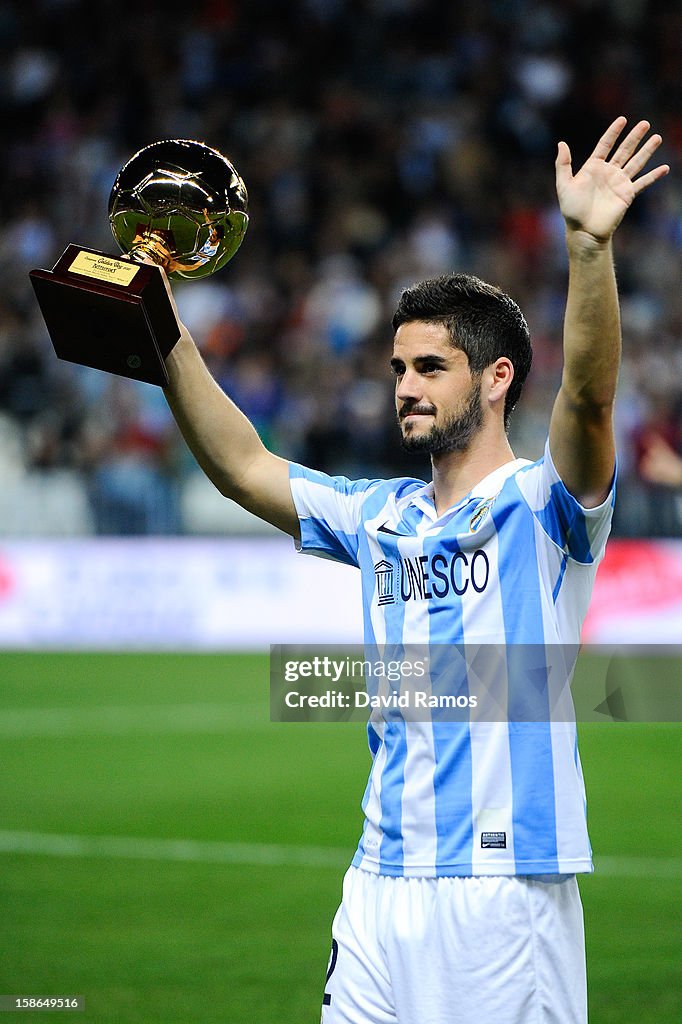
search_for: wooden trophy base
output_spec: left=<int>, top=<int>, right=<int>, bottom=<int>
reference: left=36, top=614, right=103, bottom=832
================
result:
left=29, top=245, right=181, bottom=387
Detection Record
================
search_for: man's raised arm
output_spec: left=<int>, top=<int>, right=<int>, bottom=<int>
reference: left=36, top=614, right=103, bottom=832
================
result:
left=549, top=116, right=669, bottom=507
left=159, top=274, right=300, bottom=539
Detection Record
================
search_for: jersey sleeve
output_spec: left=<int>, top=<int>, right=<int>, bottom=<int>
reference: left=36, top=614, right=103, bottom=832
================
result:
left=289, top=463, right=381, bottom=567
left=514, top=439, right=616, bottom=565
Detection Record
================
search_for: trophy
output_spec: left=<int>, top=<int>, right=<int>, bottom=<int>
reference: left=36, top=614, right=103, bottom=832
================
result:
left=29, top=140, right=248, bottom=386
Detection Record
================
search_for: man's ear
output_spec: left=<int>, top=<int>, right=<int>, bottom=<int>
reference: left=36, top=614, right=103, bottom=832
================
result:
left=486, top=358, right=514, bottom=404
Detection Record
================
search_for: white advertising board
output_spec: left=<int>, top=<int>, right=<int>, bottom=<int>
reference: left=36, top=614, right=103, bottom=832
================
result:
left=0, top=538, right=362, bottom=649
left=0, top=537, right=679, bottom=649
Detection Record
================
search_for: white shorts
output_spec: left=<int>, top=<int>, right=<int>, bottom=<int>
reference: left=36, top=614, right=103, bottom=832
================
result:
left=321, top=867, right=586, bottom=1024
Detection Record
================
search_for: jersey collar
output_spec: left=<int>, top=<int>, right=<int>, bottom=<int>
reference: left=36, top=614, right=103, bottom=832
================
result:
left=409, top=458, right=531, bottom=522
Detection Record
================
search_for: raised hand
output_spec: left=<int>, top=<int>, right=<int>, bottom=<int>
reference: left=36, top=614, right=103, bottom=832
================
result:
left=555, top=116, right=669, bottom=243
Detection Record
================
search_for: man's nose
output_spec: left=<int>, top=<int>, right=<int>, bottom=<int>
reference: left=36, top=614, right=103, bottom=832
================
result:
left=396, top=369, right=421, bottom=401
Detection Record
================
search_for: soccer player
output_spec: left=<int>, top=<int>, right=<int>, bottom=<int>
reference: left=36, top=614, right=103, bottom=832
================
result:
left=159, top=118, right=668, bottom=1023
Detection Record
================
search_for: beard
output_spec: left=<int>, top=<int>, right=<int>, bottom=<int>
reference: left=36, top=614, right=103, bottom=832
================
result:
left=399, top=378, right=483, bottom=455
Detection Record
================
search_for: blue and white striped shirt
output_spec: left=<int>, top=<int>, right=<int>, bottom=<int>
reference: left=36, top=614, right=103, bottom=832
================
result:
left=289, top=441, right=614, bottom=876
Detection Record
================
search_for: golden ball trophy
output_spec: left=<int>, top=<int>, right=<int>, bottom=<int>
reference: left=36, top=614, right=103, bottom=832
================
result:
left=30, top=140, right=248, bottom=386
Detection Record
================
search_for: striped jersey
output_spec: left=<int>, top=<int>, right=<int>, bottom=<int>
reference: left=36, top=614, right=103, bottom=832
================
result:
left=289, top=440, right=615, bottom=877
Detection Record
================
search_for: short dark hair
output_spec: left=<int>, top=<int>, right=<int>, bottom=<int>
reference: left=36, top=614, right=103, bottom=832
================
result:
left=392, top=273, right=532, bottom=429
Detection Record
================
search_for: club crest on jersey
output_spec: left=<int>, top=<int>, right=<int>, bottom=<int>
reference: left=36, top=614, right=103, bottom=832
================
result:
left=469, top=495, right=497, bottom=534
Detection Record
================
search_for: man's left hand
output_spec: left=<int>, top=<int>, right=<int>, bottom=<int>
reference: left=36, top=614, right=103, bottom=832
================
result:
left=556, top=116, right=669, bottom=244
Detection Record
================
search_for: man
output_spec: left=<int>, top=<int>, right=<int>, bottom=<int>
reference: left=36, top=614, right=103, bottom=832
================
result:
left=159, top=118, right=668, bottom=1023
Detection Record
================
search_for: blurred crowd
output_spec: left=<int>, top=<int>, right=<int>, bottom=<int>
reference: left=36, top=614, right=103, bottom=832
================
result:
left=1, top=0, right=681, bottom=536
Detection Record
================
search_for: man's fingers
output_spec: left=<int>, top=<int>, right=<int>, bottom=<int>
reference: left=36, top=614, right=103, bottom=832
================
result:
left=138, top=255, right=183, bottom=319
left=555, top=141, right=572, bottom=186
left=623, top=133, right=663, bottom=178
left=609, top=119, right=651, bottom=167
left=633, top=163, right=670, bottom=196
left=587, top=117, right=666, bottom=188
left=589, top=115, right=627, bottom=160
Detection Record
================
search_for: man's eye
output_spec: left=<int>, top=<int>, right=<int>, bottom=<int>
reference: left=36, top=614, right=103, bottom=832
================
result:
left=422, top=364, right=440, bottom=374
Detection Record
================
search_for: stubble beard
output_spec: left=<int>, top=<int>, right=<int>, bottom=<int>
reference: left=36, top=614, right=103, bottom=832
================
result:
left=399, top=378, right=484, bottom=455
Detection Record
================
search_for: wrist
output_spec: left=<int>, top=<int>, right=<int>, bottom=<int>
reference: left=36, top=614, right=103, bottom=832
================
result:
left=565, top=228, right=614, bottom=260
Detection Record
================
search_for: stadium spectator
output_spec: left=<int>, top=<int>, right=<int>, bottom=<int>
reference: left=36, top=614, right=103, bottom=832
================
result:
left=2, top=0, right=680, bottom=535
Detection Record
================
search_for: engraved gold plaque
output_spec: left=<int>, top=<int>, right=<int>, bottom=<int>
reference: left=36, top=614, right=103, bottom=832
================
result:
left=68, top=251, right=141, bottom=287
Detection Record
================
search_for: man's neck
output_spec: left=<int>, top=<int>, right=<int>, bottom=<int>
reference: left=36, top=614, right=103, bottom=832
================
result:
left=430, top=433, right=516, bottom=516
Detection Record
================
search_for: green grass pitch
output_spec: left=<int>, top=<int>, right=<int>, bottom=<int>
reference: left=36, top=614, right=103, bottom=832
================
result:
left=0, top=652, right=679, bottom=1023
